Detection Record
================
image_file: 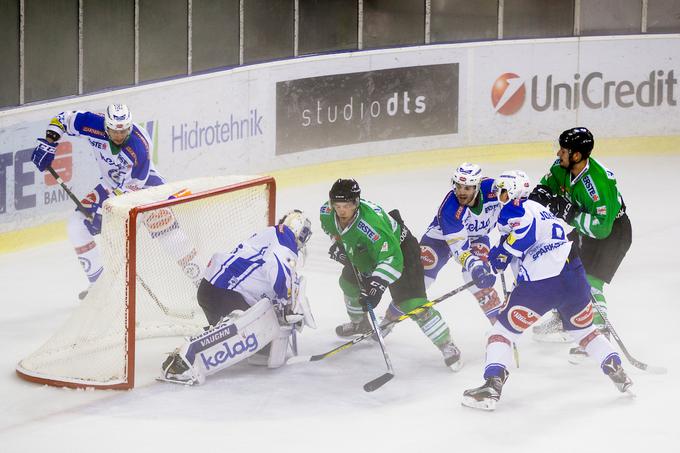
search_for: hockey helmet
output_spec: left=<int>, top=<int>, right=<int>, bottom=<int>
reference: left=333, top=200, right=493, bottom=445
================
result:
left=329, top=178, right=361, bottom=203
left=451, top=162, right=483, bottom=197
left=279, top=209, right=312, bottom=250
left=494, top=170, right=532, bottom=205
left=105, top=103, right=133, bottom=141
left=559, top=127, right=594, bottom=158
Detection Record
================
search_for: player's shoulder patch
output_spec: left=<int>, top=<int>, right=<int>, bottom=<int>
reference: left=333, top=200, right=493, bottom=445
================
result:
left=320, top=204, right=332, bottom=215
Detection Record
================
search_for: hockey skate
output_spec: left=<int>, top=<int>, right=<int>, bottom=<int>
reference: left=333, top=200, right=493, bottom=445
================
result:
left=603, top=357, right=633, bottom=393
left=568, top=327, right=610, bottom=365
left=461, top=369, right=509, bottom=411
left=439, top=341, right=463, bottom=371
left=335, top=316, right=372, bottom=337
left=157, top=350, right=203, bottom=386
left=532, top=310, right=570, bottom=343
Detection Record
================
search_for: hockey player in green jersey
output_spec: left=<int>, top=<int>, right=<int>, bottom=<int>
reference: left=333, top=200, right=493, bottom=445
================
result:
left=320, top=179, right=495, bottom=370
left=529, top=127, right=632, bottom=358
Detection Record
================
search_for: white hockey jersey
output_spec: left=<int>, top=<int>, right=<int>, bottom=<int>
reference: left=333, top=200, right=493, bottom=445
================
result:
left=204, top=225, right=300, bottom=307
left=49, top=110, right=162, bottom=193
left=497, top=198, right=574, bottom=282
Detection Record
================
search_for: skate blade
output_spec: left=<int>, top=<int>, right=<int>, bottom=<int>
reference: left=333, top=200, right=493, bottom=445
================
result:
left=156, top=375, right=196, bottom=386
left=447, top=359, right=464, bottom=372
left=461, top=396, right=496, bottom=411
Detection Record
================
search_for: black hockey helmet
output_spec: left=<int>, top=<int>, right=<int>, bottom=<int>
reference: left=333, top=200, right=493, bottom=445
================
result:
left=559, top=127, right=594, bottom=158
left=329, top=178, right=360, bottom=203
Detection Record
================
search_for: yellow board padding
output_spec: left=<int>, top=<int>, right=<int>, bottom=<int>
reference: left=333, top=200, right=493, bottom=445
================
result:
left=2, top=135, right=678, bottom=254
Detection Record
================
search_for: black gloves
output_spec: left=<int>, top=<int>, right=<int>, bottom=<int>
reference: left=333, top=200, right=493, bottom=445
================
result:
left=359, top=275, right=388, bottom=312
left=550, top=195, right=578, bottom=223
left=328, top=242, right=349, bottom=266
left=528, top=184, right=553, bottom=207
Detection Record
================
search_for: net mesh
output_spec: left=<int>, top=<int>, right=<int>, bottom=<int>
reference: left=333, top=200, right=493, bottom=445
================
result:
left=17, top=175, right=273, bottom=387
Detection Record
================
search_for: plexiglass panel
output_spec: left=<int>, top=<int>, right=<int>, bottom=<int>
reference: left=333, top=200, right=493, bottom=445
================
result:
left=299, top=0, right=358, bottom=55
left=363, top=0, right=425, bottom=48
left=192, top=0, right=239, bottom=73
left=504, top=0, right=573, bottom=39
left=83, top=0, right=134, bottom=93
left=647, top=0, right=680, bottom=33
left=0, top=0, right=20, bottom=107
left=431, top=0, right=497, bottom=43
left=24, top=0, right=78, bottom=103
left=139, top=0, right=188, bottom=82
left=580, top=0, right=641, bottom=36
left=244, top=0, right=294, bottom=64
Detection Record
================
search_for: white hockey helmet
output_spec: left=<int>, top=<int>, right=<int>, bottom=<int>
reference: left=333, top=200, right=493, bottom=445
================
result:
left=494, top=170, right=532, bottom=205
left=279, top=209, right=312, bottom=251
left=451, top=162, right=483, bottom=193
left=105, top=103, right=132, bottom=135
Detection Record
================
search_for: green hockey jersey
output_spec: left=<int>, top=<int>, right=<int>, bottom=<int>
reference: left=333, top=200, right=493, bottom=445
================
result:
left=540, top=157, right=624, bottom=239
left=320, top=199, right=403, bottom=284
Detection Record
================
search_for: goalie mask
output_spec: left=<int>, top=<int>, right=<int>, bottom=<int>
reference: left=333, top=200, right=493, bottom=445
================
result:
left=494, top=170, right=531, bottom=205
left=279, top=210, right=312, bottom=251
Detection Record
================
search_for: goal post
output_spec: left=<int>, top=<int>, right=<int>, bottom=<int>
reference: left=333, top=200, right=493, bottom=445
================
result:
left=16, top=175, right=276, bottom=390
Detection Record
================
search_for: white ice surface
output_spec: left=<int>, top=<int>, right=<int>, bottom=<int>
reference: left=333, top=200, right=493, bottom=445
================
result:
left=1, top=155, right=678, bottom=453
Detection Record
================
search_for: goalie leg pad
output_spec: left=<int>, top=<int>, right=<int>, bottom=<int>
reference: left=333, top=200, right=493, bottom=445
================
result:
left=180, top=298, right=280, bottom=379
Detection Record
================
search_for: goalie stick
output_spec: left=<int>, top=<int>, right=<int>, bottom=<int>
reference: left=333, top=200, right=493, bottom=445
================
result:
left=591, top=296, right=667, bottom=374
left=48, top=165, right=195, bottom=319
left=288, top=281, right=475, bottom=364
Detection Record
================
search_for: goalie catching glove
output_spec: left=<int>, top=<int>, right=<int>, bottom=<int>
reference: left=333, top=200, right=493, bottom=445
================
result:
left=359, top=275, right=389, bottom=312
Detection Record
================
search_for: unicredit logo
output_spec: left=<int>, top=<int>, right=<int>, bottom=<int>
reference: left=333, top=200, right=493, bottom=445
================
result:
left=491, top=73, right=526, bottom=115
left=492, top=70, right=678, bottom=115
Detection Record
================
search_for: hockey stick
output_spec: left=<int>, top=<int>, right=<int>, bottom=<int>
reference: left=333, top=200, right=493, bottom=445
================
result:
left=48, top=166, right=194, bottom=319
left=344, top=262, right=395, bottom=392
left=499, top=272, right=520, bottom=368
left=288, top=280, right=475, bottom=364
left=591, top=296, right=667, bottom=374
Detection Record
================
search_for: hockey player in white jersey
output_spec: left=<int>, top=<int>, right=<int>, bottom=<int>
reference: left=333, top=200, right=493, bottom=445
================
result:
left=160, top=210, right=315, bottom=385
left=419, top=163, right=502, bottom=323
left=31, top=104, right=203, bottom=298
left=461, top=171, right=632, bottom=411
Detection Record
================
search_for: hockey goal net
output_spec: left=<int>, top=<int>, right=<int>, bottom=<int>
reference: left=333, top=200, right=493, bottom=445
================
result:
left=16, top=175, right=276, bottom=389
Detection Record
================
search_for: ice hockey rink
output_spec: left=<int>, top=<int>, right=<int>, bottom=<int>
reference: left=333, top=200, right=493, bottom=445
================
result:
left=1, top=152, right=678, bottom=453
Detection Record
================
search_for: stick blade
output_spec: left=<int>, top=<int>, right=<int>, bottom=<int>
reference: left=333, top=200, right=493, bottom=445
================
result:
left=644, top=364, right=668, bottom=375
left=363, top=372, right=394, bottom=392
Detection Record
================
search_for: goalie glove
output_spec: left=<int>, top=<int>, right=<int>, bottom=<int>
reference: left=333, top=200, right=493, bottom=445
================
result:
left=359, top=275, right=388, bottom=312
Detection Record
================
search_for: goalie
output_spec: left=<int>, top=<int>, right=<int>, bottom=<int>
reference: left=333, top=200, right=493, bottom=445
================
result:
left=159, top=210, right=315, bottom=385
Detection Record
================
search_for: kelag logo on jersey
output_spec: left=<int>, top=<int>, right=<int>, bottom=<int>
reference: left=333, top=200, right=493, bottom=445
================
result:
left=276, top=63, right=459, bottom=154
left=491, top=69, right=678, bottom=115
left=582, top=175, right=599, bottom=201
left=357, top=219, right=380, bottom=242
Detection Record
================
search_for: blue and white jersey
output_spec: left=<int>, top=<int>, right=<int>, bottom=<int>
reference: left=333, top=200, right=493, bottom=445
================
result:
left=204, top=225, right=300, bottom=307
left=424, top=178, right=501, bottom=263
left=497, top=199, right=574, bottom=282
left=49, top=111, right=162, bottom=192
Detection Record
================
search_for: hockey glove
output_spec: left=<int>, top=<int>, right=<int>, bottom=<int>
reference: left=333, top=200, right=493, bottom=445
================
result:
left=528, top=184, right=554, bottom=207
left=470, top=261, right=496, bottom=289
left=83, top=212, right=103, bottom=236
left=550, top=195, right=578, bottom=223
left=328, top=242, right=349, bottom=266
left=488, top=245, right=512, bottom=273
left=31, top=138, right=56, bottom=172
left=359, top=275, right=388, bottom=312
